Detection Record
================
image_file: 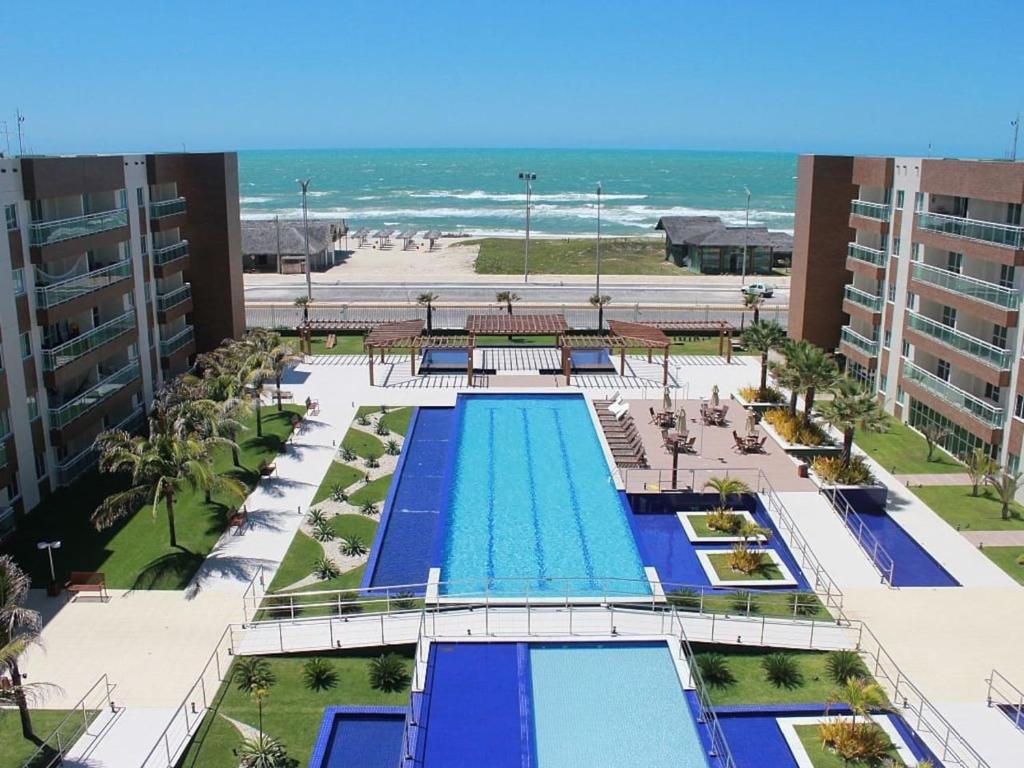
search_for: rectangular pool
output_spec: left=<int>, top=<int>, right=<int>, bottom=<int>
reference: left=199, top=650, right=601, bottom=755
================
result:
left=439, top=394, right=649, bottom=596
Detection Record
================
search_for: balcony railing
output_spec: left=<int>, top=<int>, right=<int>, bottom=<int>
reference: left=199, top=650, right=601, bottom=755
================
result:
left=48, top=361, right=140, bottom=430
left=917, top=211, right=1024, bottom=250
left=0, top=506, right=14, bottom=542
left=160, top=326, right=195, bottom=357
left=840, top=327, right=879, bottom=357
left=847, top=242, right=886, bottom=267
left=850, top=200, right=891, bottom=222
left=902, top=361, right=1003, bottom=427
left=153, top=240, right=189, bottom=266
left=156, top=283, right=191, bottom=312
left=906, top=311, right=1011, bottom=369
left=150, top=197, right=186, bottom=219
left=843, top=285, right=883, bottom=312
left=29, top=208, right=128, bottom=247
left=56, top=405, right=146, bottom=485
left=41, top=312, right=136, bottom=372
left=0, top=438, right=7, bottom=470
left=36, top=261, right=131, bottom=309
left=911, top=262, right=1020, bottom=309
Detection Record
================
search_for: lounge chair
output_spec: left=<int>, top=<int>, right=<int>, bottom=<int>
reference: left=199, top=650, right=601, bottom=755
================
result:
left=732, top=431, right=749, bottom=453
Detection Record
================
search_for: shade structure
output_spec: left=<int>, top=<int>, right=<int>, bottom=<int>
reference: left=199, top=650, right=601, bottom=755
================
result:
left=465, top=314, right=568, bottom=336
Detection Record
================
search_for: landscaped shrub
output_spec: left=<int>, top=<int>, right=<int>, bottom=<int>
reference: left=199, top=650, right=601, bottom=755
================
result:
left=340, top=536, right=368, bottom=557
left=763, top=409, right=829, bottom=446
left=302, top=657, right=338, bottom=691
left=385, top=439, right=401, bottom=456
left=730, top=590, right=756, bottom=614
left=811, top=454, right=875, bottom=485
left=341, top=447, right=358, bottom=462
left=312, top=519, right=335, bottom=543
left=329, top=484, right=349, bottom=503
left=336, top=590, right=364, bottom=615
left=374, top=419, right=390, bottom=436
left=313, top=556, right=340, bottom=580
left=357, top=413, right=371, bottom=426
left=737, top=385, right=786, bottom=404
left=364, top=454, right=380, bottom=469
left=368, top=653, right=411, bottom=692
left=825, top=650, right=868, bottom=685
left=306, top=508, right=327, bottom=527
left=238, top=734, right=296, bottom=768
left=360, top=500, right=379, bottom=517
left=666, top=587, right=702, bottom=612
left=788, top=591, right=820, bottom=617
left=818, top=720, right=892, bottom=763
left=761, top=653, right=803, bottom=689
left=706, top=508, right=743, bottom=534
left=391, top=591, right=417, bottom=610
left=695, top=653, right=736, bottom=688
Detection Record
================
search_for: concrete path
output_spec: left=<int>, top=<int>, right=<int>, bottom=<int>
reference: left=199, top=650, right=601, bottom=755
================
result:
left=935, top=701, right=1024, bottom=768
left=962, top=530, right=1024, bottom=547
left=895, top=471, right=973, bottom=486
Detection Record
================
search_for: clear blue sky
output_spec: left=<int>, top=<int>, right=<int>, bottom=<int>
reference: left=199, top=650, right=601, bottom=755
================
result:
left=3, top=0, right=1022, bottom=157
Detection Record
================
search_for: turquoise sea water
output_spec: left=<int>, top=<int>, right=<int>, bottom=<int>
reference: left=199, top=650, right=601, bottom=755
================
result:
left=238, top=148, right=796, bottom=235
left=440, top=394, right=648, bottom=596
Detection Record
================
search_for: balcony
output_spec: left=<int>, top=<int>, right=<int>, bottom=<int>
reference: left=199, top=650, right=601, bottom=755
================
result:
left=843, top=285, right=883, bottom=312
left=906, top=311, right=1011, bottom=369
left=56, top=405, right=146, bottom=486
left=160, top=326, right=195, bottom=357
left=847, top=243, right=886, bottom=267
left=48, top=361, right=140, bottom=430
left=902, top=360, right=1003, bottom=428
left=0, top=439, right=7, bottom=470
left=917, top=212, right=1024, bottom=250
left=41, top=311, right=136, bottom=372
left=850, top=200, right=891, bottom=221
left=150, top=197, right=186, bottom=219
left=840, top=327, right=879, bottom=357
left=29, top=208, right=128, bottom=247
left=0, top=506, right=14, bottom=543
left=156, top=283, right=191, bottom=313
left=36, top=261, right=131, bottom=309
left=911, top=262, right=1020, bottom=309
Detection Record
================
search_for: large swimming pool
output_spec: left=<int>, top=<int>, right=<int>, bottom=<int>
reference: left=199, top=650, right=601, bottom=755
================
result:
left=439, top=394, right=649, bottom=596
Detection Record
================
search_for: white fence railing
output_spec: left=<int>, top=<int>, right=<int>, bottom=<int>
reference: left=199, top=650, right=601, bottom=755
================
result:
left=986, top=668, right=1024, bottom=730
left=819, top=485, right=896, bottom=585
left=19, top=675, right=115, bottom=768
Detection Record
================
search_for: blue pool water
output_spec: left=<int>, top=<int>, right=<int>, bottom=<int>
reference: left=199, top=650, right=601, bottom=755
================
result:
left=310, top=707, right=406, bottom=768
left=530, top=644, right=708, bottom=768
left=419, top=349, right=469, bottom=371
left=439, top=394, right=648, bottom=595
left=364, top=407, right=455, bottom=590
left=569, top=348, right=614, bottom=369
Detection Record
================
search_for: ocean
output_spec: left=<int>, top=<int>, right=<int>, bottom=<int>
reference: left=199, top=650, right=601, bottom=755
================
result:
left=238, top=149, right=797, bottom=237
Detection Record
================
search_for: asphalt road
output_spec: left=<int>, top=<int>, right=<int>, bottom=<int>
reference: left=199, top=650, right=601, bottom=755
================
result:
left=245, top=280, right=790, bottom=306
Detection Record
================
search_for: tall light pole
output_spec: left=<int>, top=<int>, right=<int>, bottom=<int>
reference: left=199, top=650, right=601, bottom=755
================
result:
left=595, top=181, right=603, bottom=329
left=741, top=186, right=752, bottom=285
left=518, top=172, right=536, bottom=283
left=37, top=540, right=61, bottom=595
left=297, top=178, right=312, bottom=304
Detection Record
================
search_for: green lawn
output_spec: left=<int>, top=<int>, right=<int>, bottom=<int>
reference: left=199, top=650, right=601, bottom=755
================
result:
left=328, top=514, right=378, bottom=544
left=473, top=334, right=561, bottom=347
left=379, top=407, right=413, bottom=436
left=265, top=531, right=323, bottom=592
left=348, top=475, right=393, bottom=508
left=342, top=428, right=385, bottom=459
left=854, top=420, right=963, bottom=475
left=467, top=237, right=681, bottom=275
left=706, top=552, right=784, bottom=582
left=0, top=709, right=94, bottom=768
left=795, top=724, right=904, bottom=768
left=178, top=650, right=414, bottom=768
left=688, top=514, right=741, bottom=538
left=912, top=485, right=1024, bottom=530
left=1, top=406, right=302, bottom=589
left=693, top=646, right=839, bottom=706
left=666, top=589, right=830, bottom=620
left=311, top=461, right=364, bottom=505
left=280, top=332, right=365, bottom=356
left=980, top=546, right=1024, bottom=584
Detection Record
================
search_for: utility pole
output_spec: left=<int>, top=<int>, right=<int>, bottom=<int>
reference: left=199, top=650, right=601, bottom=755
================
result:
left=518, top=172, right=536, bottom=283
left=595, top=181, right=603, bottom=329
left=15, top=109, right=25, bottom=156
left=741, top=186, right=751, bottom=285
left=1011, top=113, right=1020, bottom=162
left=297, top=179, right=312, bottom=302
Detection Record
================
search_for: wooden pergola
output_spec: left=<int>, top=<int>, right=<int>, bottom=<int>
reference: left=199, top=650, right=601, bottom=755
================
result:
left=639, top=320, right=735, bottom=361
left=296, top=319, right=378, bottom=353
left=465, top=313, right=569, bottom=337
left=363, top=320, right=480, bottom=385
left=560, top=320, right=673, bottom=386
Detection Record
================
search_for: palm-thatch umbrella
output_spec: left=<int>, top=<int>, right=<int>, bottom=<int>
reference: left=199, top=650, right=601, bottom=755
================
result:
left=745, top=410, right=757, bottom=435
left=663, top=386, right=672, bottom=411
left=677, top=407, right=688, bottom=435
left=711, top=385, right=720, bottom=407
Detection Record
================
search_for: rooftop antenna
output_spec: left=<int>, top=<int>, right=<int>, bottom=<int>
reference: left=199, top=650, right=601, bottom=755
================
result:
left=0, top=121, right=10, bottom=155
left=15, top=109, right=25, bottom=156
left=1011, top=113, right=1020, bottom=161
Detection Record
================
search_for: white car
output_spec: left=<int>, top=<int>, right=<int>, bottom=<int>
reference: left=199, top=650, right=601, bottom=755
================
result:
left=741, top=282, right=774, bottom=298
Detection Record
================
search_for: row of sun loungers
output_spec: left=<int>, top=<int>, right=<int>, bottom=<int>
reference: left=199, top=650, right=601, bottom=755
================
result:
left=593, top=394, right=648, bottom=469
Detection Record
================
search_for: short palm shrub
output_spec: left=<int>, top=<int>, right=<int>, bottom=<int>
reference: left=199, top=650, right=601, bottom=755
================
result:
left=329, top=484, right=349, bottom=503
left=380, top=405, right=389, bottom=414
left=788, top=591, right=820, bottom=617
left=706, top=508, right=743, bottom=534
left=730, top=589, right=756, bottom=614
left=341, top=446, right=358, bottom=462
left=825, top=650, right=868, bottom=685
left=302, top=657, right=338, bottom=692
left=312, top=519, right=335, bottom=542
left=313, top=556, right=340, bottom=581
left=762, top=653, right=803, bottom=689
left=385, top=439, right=401, bottom=456
left=340, top=536, right=368, bottom=557
left=391, top=591, right=417, bottom=610
left=811, top=454, right=875, bottom=485
left=364, top=454, right=380, bottom=469
left=374, top=419, right=390, bottom=436
left=360, top=500, right=379, bottom=516
left=357, top=413, right=371, bottom=426
left=306, top=508, right=327, bottom=526
left=763, top=409, right=829, bottom=446
left=238, top=734, right=296, bottom=768
left=667, top=587, right=701, bottom=612
left=818, top=720, right=893, bottom=763
left=368, top=653, right=410, bottom=692
left=726, top=522, right=771, bottom=574
left=336, top=589, right=364, bottom=615
left=696, top=653, right=735, bottom=688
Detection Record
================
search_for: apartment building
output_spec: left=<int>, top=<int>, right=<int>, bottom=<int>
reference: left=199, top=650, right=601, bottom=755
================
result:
left=791, top=155, right=1024, bottom=469
left=0, top=152, right=244, bottom=536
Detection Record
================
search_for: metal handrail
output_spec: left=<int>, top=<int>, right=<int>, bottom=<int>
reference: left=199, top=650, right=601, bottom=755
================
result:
left=819, top=485, right=896, bottom=585
left=847, top=242, right=886, bottom=266
left=48, top=361, right=140, bottom=429
left=29, top=208, right=128, bottom=246
left=906, top=311, right=1011, bottom=369
left=986, top=668, right=1024, bottom=730
left=156, top=283, right=191, bottom=311
left=840, top=326, right=880, bottom=356
left=850, top=199, right=891, bottom=221
left=901, top=361, right=1003, bottom=426
left=41, top=311, right=135, bottom=371
left=160, top=326, right=195, bottom=356
left=150, top=197, right=186, bottom=218
left=19, top=674, right=115, bottom=768
left=911, top=262, right=1020, bottom=309
left=152, top=240, right=189, bottom=266
left=917, top=211, right=1024, bottom=249
left=35, top=261, right=131, bottom=309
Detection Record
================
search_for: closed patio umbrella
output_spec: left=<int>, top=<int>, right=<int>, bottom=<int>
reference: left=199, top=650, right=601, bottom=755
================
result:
left=745, top=411, right=757, bottom=435
left=677, top=407, right=688, bottom=435
left=711, top=385, right=720, bottom=408
left=663, top=386, right=672, bottom=411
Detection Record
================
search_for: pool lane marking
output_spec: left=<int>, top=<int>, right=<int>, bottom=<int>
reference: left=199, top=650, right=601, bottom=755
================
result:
left=551, top=407, right=597, bottom=588
left=486, top=406, right=497, bottom=587
left=520, top=407, right=548, bottom=589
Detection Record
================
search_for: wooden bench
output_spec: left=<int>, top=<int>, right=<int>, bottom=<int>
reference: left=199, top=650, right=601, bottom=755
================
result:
left=228, top=508, right=249, bottom=535
left=65, top=571, right=108, bottom=602
left=260, top=462, right=277, bottom=477
left=325, top=334, right=337, bottom=349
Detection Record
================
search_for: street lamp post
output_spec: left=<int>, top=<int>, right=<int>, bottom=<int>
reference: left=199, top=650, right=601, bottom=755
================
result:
left=595, top=181, right=603, bottom=329
left=518, top=172, right=536, bottom=283
left=37, top=540, right=61, bottom=596
left=297, top=178, right=313, bottom=304
left=741, top=186, right=751, bottom=285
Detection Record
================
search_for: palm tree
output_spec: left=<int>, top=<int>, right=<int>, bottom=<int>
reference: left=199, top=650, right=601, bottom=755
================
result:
left=495, top=290, right=520, bottom=315
left=93, top=421, right=247, bottom=548
left=742, top=292, right=765, bottom=325
left=416, top=292, right=440, bottom=333
left=793, top=343, right=839, bottom=424
left=703, top=476, right=751, bottom=509
left=818, top=379, right=888, bottom=466
left=589, top=293, right=612, bottom=330
left=920, top=425, right=949, bottom=463
left=963, top=448, right=997, bottom=497
left=172, top=397, right=248, bottom=468
left=242, top=330, right=299, bottom=425
left=235, top=656, right=276, bottom=736
left=0, top=556, right=48, bottom=740
left=293, top=295, right=313, bottom=323
left=741, top=321, right=786, bottom=401
left=986, top=468, right=1024, bottom=521
left=769, top=353, right=801, bottom=417
left=827, top=676, right=886, bottom=729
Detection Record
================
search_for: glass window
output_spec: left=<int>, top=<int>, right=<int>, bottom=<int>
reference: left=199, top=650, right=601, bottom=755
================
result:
left=895, top=190, right=905, bottom=209
left=912, top=243, right=921, bottom=261
left=19, top=332, right=31, bottom=360
left=1000, top=265, right=1015, bottom=289
left=879, top=374, right=888, bottom=392
left=985, top=383, right=1001, bottom=403
left=1007, top=203, right=1022, bottom=226
left=26, top=394, right=38, bottom=422
left=906, top=292, right=916, bottom=310
left=897, top=386, right=905, bottom=404
left=947, top=252, right=963, bottom=273
left=915, top=192, right=924, bottom=212
left=136, top=187, right=145, bottom=207
left=0, top=410, right=9, bottom=437
left=4, top=204, right=17, bottom=231
left=992, top=324, right=1008, bottom=348
left=902, top=340, right=910, bottom=357
left=941, top=306, right=957, bottom=328
left=118, top=189, right=128, bottom=208
left=11, top=268, right=24, bottom=296
left=888, top=283, right=896, bottom=302
left=34, top=451, right=46, bottom=480
left=1016, top=394, right=1024, bottom=420
left=1009, top=454, right=1021, bottom=474
left=893, top=238, right=901, bottom=256
left=936, top=359, right=951, bottom=381
left=883, top=329, right=892, bottom=349
left=140, top=237, right=147, bottom=256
